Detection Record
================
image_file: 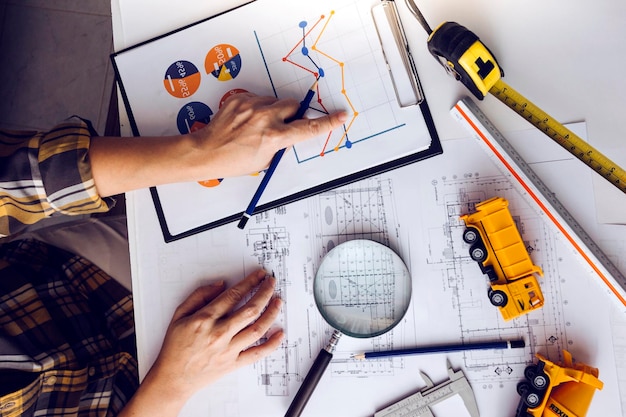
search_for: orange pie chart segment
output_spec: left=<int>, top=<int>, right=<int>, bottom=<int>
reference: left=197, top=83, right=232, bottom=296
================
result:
left=205, top=44, right=243, bottom=81
left=163, top=60, right=201, bottom=98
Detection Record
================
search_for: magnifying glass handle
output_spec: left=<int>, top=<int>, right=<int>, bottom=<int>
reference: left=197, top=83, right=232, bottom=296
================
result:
left=284, top=349, right=332, bottom=417
left=284, top=330, right=342, bottom=417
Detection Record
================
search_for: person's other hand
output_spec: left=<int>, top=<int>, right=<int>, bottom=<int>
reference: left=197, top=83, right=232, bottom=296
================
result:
left=189, top=92, right=348, bottom=178
left=134, top=270, right=282, bottom=414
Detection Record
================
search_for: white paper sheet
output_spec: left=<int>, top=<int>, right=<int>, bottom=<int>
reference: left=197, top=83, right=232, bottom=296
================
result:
left=129, top=123, right=625, bottom=416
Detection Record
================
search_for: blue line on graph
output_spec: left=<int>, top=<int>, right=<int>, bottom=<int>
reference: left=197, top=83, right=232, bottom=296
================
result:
left=253, top=29, right=405, bottom=165
left=293, top=124, right=407, bottom=163
left=254, top=30, right=278, bottom=99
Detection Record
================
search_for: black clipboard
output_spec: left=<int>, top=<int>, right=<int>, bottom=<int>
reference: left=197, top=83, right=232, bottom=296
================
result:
left=112, top=0, right=442, bottom=242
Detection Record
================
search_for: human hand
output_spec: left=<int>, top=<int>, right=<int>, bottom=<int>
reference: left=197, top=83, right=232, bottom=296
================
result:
left=188, top=92, right=348, bottom=179
left=90, top=92, right=346, bottom=197
left=125, top=270, right=282, bottom=416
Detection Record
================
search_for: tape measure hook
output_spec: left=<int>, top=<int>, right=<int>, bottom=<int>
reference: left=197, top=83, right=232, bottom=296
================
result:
left=435, top=54, right=461, bottom=80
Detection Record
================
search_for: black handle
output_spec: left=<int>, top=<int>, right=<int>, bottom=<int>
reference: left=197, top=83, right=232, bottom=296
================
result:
left=284, top=349, right=333, bottom=417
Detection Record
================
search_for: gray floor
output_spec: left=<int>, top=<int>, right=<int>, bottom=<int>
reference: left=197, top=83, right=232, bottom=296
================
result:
left=0, top=0, right=114, bottom=134
left=0, top=0, right=123, bottom=229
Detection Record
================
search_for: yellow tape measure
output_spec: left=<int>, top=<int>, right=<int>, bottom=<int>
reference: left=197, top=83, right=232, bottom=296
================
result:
left=489, top=80, right=626, bottom=192
left=424, top=20, right=626, bottom=193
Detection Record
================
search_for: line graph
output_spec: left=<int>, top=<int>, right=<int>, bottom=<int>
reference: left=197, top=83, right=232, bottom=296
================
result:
left=282, top=11, right=358, bottom=156
left=254, top=3, right=410, bottom=164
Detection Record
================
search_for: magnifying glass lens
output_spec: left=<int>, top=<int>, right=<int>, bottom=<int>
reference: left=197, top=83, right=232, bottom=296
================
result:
left=314, top=239, right=412, bottom=338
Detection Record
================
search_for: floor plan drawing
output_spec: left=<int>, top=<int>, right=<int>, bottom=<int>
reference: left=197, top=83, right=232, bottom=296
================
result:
left=245, top=176, right=410, bottom=398
left=246, top=222, right=292, bottom=396
left=224, top=137, right=621, bottom=415
left=131, top=130, right=624, bottom=416
left=305, top=177, right=410, bottom=380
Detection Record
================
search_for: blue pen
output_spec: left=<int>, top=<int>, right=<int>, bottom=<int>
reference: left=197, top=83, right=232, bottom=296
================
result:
left=237, top=79, right=319, bottom=229
left=352, top=339, right=526, bottom=360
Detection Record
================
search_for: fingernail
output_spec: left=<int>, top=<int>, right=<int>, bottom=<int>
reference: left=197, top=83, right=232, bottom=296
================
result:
left=269, top=328, right=284, bottom=340
left=338, top=111, right=348, bottom=122
left=210, top=280, right=224, bottom=287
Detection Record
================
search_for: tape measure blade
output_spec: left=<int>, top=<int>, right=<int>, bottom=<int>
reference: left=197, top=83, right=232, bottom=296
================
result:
left=489, top=80, right=626, bottom=193
left=451, top=97, right=626, bottom=312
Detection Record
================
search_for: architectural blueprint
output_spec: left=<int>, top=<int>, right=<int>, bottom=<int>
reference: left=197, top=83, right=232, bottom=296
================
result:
left=129, top=124, right=625, bottom=416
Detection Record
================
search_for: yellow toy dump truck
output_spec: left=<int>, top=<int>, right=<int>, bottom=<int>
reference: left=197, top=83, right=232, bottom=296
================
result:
left=460, top=196, right=544, bottom=321
left=515, top=350, right=603, bottom=417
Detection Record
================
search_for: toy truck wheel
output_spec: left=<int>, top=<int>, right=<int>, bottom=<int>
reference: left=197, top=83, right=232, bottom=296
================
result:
left=469, top=243, right=487, bottom=262
left=523, top=365, right=549, bottom=390
left=462, top=227, right=480, bottom=244
left=523, top=391, right=541, bottom=408
left=516, top=381, right=530, bottom=396
left=531, top=373, right=549, bottom=391
left=523, top=364, right=537, bottom=380
left=488, top=289, right=508, bottom=307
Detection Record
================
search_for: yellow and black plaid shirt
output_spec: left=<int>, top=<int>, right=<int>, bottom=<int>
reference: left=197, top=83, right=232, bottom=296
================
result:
left=0, top=240, right=138, bottom=416
left=0, top=120, right=138, bottom=415
left=0, top=118, right=112, bottom=237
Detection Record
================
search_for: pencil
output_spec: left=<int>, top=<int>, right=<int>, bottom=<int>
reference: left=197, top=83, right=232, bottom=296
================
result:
left=237, top=79, right=319, bottom=230
left=352, top=339, right=525, bottom=360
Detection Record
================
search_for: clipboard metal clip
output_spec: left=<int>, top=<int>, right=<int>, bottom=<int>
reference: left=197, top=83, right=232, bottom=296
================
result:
left=372, top=0, right=424, bottom=108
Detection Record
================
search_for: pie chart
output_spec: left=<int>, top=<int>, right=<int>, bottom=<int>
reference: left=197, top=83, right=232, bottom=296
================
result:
left=176, top=102, right=213, bottom=134
left=205, top=44, right=243, bottom=81
left=163, top=60, right=201, bottom=98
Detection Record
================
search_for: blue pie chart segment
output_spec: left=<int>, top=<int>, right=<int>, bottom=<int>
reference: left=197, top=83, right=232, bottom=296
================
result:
left=177, top=102, right=214, bottom=134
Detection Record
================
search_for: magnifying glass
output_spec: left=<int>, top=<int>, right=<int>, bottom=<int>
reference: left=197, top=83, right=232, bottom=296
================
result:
left=284, top=239, right=412, bottom=417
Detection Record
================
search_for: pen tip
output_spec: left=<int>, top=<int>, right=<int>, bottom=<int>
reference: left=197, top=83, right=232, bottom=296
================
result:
left=352, top=353, right=365, bottom=360
left=237, top=216, right=249, bottom=229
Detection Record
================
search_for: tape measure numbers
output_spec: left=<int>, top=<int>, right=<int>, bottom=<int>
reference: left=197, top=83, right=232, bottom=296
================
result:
left=489, top=80, right=626, bottom=192
left=424, top=20, right=626, bottom=194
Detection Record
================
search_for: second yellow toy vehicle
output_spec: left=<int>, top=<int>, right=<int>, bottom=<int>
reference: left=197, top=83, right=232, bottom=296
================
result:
left=515, top=350, right=603, bottom=417
left=460, top=196, right=545, bottom=321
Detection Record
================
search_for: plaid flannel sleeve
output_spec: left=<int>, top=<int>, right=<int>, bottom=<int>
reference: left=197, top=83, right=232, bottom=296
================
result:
left=0, top=118, right=113, bottom=237
left=0, top=239, right=138, bottom=416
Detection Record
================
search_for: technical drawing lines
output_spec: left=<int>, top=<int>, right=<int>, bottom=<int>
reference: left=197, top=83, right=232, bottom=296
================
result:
left=282, top=11, right=359, bottom=155
left=319, top=187, right=388, bottom=237
left=246, top=224, right=293, bottom=396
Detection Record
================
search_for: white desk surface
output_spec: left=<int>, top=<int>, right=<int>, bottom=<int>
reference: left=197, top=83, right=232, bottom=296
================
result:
left=112, top=1, right=626, bottom=416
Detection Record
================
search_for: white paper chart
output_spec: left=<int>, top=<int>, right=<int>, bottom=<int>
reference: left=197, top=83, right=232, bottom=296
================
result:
left=112, top=0, right=440, bottom=240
